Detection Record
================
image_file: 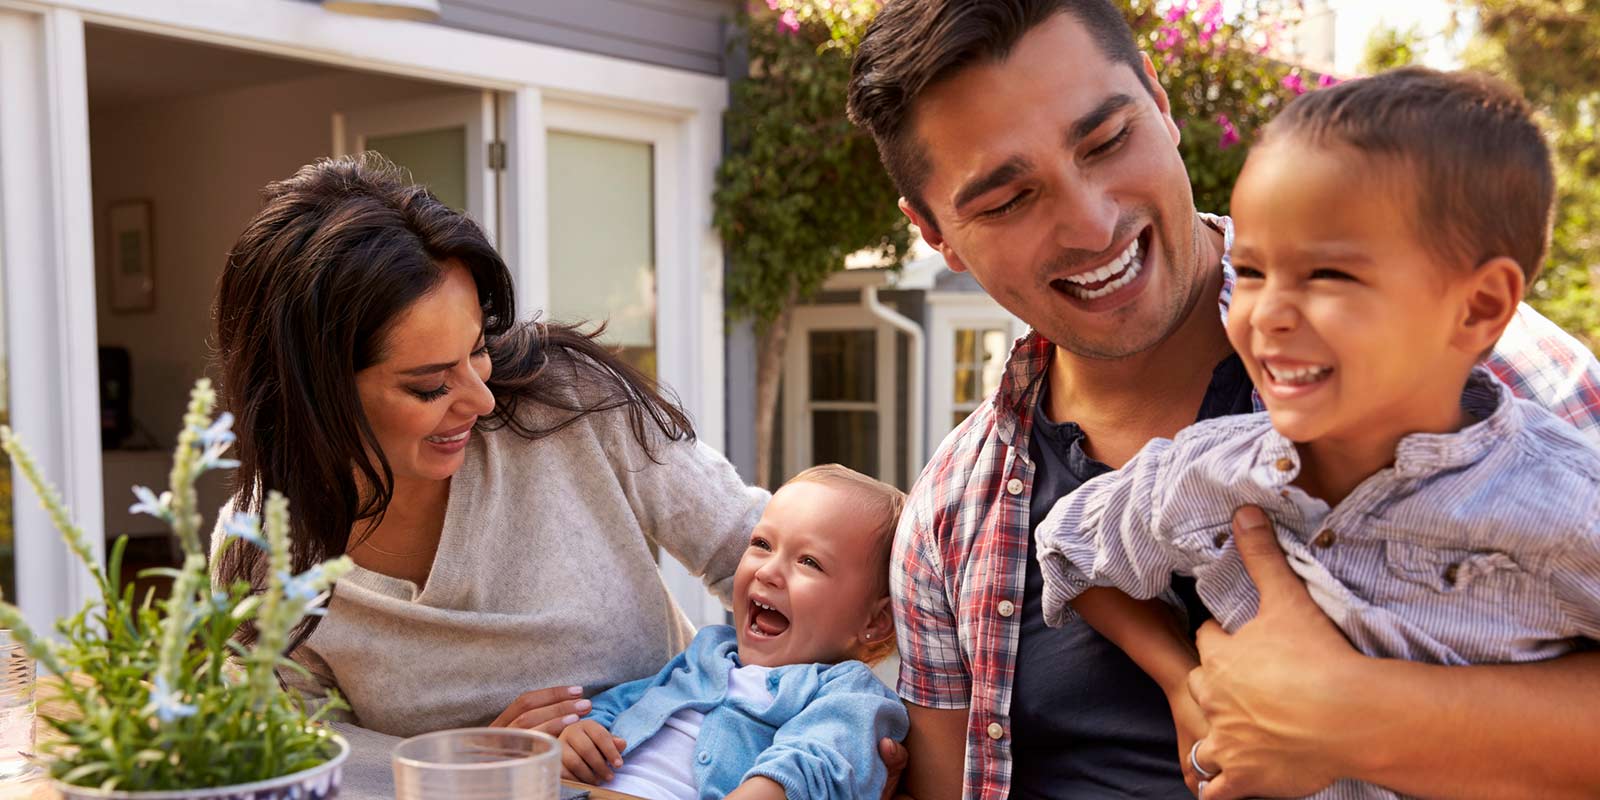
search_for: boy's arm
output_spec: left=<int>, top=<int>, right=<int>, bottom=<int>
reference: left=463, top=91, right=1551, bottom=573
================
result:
left=1035, top=436, right=1188, bottom=627
left=743, top=665, right=911, bottom=800
left=1072, top=587, right=1208, bottom=794
left=725, top=776, right=788, bottom=800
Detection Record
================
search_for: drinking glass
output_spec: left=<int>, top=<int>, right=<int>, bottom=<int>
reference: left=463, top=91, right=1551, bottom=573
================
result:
left=392, top=727, right=559, bottom=800
left=0, top=630, right=34, bottom=779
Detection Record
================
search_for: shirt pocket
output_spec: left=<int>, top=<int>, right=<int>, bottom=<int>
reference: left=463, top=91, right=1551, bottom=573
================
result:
left=1382, top=541, right=1522, bottom=594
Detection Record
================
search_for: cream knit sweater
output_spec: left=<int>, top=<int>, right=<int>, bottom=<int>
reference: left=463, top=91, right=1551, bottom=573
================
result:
left=217, top=400, right=766, bottom=738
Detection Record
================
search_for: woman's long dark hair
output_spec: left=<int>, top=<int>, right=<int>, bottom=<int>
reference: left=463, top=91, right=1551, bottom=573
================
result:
left=213, top=153, right=692, bottom=650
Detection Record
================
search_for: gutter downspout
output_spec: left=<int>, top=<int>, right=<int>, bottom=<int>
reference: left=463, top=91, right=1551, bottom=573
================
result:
left=861, top=284, right=925, bottom=485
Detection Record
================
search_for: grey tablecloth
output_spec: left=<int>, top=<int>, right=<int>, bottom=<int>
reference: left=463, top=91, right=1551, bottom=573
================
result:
left=329, top=722, right=400, bottom=800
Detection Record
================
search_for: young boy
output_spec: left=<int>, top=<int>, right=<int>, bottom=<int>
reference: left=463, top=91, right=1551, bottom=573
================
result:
left=558, top=465, right=909, bottom=800
left=1033, top=67, right=1600, bottom=799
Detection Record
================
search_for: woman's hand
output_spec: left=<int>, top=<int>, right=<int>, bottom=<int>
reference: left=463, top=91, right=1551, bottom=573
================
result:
left=1186, top=506, right=1364, bottom=799
left=489, top=685, right=592, bottom=734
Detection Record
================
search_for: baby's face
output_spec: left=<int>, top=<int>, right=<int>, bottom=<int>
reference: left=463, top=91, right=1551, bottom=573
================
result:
left=1226, top=138, right=1479, bottom=447
left=732, top=481, right=886, bottom=668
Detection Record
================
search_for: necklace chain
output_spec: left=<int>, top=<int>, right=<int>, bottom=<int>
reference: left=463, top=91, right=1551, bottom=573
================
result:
left=355, top=537, right=434, bottom=558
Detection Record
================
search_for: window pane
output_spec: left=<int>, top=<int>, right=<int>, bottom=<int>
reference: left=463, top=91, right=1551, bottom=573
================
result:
left=812, top=410, right=879, bottom=477
left=809, top=330, right=876, bottom=402
left=547, top=131, right=657, bottom=378
left=953, top=329, right=977, bottom=365
left=953, top=365, right=977, bottom=405
left=980, top=330, right=1009, bottom=398
left=366, top=127, right=468, bottom=212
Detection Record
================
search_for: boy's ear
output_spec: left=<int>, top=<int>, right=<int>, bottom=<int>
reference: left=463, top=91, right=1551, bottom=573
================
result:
left=1454, top=256, right=1525, bottom=355
left=861, top=595, right=895, bottom=644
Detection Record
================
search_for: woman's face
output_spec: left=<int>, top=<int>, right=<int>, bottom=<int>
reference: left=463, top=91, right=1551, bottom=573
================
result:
left=355, top=261, right=495, bottom=485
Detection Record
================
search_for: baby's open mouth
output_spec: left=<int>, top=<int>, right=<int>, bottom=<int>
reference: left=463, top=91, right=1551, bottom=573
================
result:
left=748, top=599, right=790, bottom=637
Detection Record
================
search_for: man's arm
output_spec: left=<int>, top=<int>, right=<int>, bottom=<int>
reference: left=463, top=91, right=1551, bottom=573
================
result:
left=1190, top=507, right=1600, bottom=800
left=900, top=703, right=967, bottom=800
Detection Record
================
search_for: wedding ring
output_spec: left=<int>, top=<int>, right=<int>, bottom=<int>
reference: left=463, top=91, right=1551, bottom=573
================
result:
left=1189, top=739, right=1217, bottom=779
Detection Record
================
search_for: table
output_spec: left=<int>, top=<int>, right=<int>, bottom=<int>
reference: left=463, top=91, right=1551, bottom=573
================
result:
left=0, top=679, right=642, bottom=800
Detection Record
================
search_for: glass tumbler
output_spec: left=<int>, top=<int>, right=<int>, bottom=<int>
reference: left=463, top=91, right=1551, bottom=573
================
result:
left=393, top=727, right=559, bottom=800
left=0, top=630, right=34, bottom=779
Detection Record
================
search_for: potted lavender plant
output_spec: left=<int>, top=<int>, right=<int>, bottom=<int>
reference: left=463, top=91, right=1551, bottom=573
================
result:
left=0, top=379, right=354, bottom=798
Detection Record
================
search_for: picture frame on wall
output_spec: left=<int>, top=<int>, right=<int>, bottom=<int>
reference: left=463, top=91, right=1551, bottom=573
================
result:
left=108, top=199, right=155, bottom=312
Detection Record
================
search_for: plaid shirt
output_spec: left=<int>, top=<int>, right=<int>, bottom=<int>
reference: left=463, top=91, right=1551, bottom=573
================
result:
left=890, top=215, right=1600, bottom=800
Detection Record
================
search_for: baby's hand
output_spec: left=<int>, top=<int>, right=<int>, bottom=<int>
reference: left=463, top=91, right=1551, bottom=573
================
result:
left=558, top=719, right=627, bottom=785
left=1168, top=684, right=1210, bottom=797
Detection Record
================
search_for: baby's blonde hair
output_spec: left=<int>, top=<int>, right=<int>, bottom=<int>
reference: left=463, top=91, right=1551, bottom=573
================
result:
left=784, top=464, right=905, bottom=665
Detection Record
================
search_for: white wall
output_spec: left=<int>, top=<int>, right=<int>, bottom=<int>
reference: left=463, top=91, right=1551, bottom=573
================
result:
left=90, top=69, right=470, bottom=446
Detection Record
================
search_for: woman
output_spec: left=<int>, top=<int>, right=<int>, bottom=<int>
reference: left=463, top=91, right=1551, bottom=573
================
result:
left=211, top=153, right=765, bottom=738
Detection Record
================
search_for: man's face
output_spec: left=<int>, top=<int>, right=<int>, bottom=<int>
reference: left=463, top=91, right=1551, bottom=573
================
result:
left=905, top=13, right=1209, bottom=359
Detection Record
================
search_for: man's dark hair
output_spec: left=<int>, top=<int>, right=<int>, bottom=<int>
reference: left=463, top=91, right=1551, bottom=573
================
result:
left=1263, top=67, right=1554, bottom=283
left=847, top=0, right=1149, bottom=229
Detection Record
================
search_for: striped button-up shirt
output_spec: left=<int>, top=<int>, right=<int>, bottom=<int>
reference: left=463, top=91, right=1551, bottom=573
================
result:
left=1035, top=367, right=1600, bottom=799
left=890, top=214, right=1600, bottom=800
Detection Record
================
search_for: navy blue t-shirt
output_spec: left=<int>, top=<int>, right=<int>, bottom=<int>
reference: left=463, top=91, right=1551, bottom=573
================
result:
left=1008, top=354, right=1255, bottom=799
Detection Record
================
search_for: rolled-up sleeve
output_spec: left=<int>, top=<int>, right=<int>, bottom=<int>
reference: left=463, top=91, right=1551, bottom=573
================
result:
left=891, top=488, right=971, bottom=709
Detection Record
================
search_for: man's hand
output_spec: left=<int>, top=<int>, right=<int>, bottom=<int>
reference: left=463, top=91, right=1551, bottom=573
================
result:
left=489, top=685, right=591, bottom=734
left=1187, top=506, right=1366, bottom=800
left=878, top=736, right=909, bottom=800
left=558, top=719, right=627, bottom=784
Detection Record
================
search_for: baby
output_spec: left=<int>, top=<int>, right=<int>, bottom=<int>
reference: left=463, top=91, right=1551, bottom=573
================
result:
left=1034, top=68, right=1600, bottom=799
left=559, top=464, right=909, bottom=800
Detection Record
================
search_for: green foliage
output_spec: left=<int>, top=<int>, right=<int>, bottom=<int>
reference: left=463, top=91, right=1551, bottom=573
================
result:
left=1120, top=1, right=1326, bottom=216
left=0, top=380, right=353, bottom=792
left=1361, top=24, right=1427, bottom=74
left=715, top=0, right=911, bottom=330
left=1459, top=0, right=1600, bottom=350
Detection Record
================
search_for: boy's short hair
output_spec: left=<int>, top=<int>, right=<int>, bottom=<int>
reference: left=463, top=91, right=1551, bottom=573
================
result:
left=1262, top=67, right=1554, bottom=283
left=846, top=0, right=1149, bottom=230
left=785, top=464, right=906, bottom=664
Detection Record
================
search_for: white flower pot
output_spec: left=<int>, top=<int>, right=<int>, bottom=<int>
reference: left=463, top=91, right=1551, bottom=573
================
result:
left=51, top=734, right=348, bottom=800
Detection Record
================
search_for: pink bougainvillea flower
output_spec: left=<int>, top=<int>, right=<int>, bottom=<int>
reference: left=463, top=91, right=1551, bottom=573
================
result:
left=1318, top=73, right=1342, bottom=88
left=765, top=0, right=780, bottom=9
left=1281, top=72, right=1307, bottom=96
left=1216, top=113, right=1240, bottom=149
left=1164, top=0, right=1193, bottom=22
left=779, top=8, right=800, bottom=32
left=1156, top=24, right=1184, bottom=52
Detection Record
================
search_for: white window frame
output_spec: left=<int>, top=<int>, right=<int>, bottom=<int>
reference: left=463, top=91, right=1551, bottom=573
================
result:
left=926, top=293, right=1027, bottom=453
left=783, top=305, right=898, bottom=485
left=1, top=0, right=729, bottom=625
left=0, top=5, right=103, bottom=634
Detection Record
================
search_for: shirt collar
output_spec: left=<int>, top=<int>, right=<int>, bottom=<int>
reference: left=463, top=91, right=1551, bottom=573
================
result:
left=1249, top=367, right=1517, bottom=488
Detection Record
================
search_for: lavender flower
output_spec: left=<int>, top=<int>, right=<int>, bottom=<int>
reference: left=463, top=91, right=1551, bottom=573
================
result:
left=223, top=513, right=267, bottom=550
left=129, top=486, right=175, bottom=522
left=148, top=674, right=198, bottom=724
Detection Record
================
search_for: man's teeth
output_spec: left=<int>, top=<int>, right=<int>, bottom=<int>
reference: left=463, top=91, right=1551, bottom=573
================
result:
left=1266, top=364, right=1333, bottom=385
left=426, top=430, right=469, bottom=444
left=1061, top=238, right=1143, bottom=299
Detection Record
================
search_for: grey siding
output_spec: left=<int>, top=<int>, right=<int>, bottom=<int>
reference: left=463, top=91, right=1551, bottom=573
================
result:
left=436, top=0, right=738, bottom=75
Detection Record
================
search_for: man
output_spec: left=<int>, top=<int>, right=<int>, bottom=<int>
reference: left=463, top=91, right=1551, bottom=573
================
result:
left=845, top=2, right=1600, bottom=798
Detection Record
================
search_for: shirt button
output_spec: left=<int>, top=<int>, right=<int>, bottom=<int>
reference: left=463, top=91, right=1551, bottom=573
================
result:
left=697, top=751, right=711, bottom=765
left=1275, top=457, right=1294, bottom=472
left=1312, top=529, right=1337, bottom=548
left=1006, top=478, right=1024, bottom=496
left=1212, top=531, right=1229, bottom=548
left=987, top=722, right=1004, bottom=740
left=997, top=600, right=1015, bottom=617
left=1443, top=563, right=1460, bottom=586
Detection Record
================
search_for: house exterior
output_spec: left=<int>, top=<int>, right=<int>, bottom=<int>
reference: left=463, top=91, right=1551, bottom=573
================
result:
left=0, top=0, right=739, bottom=632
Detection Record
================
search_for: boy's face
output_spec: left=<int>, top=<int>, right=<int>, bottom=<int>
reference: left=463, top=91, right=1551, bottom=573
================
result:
left=732, top=481, right=888, bottom=669
left=902, top=13, right=1213, bottom=360
left=1227, top=139, right=1480, bottom=446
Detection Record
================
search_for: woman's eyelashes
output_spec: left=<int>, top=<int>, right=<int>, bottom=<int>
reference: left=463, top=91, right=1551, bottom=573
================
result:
left=408, top=343, right=489, bottom=402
